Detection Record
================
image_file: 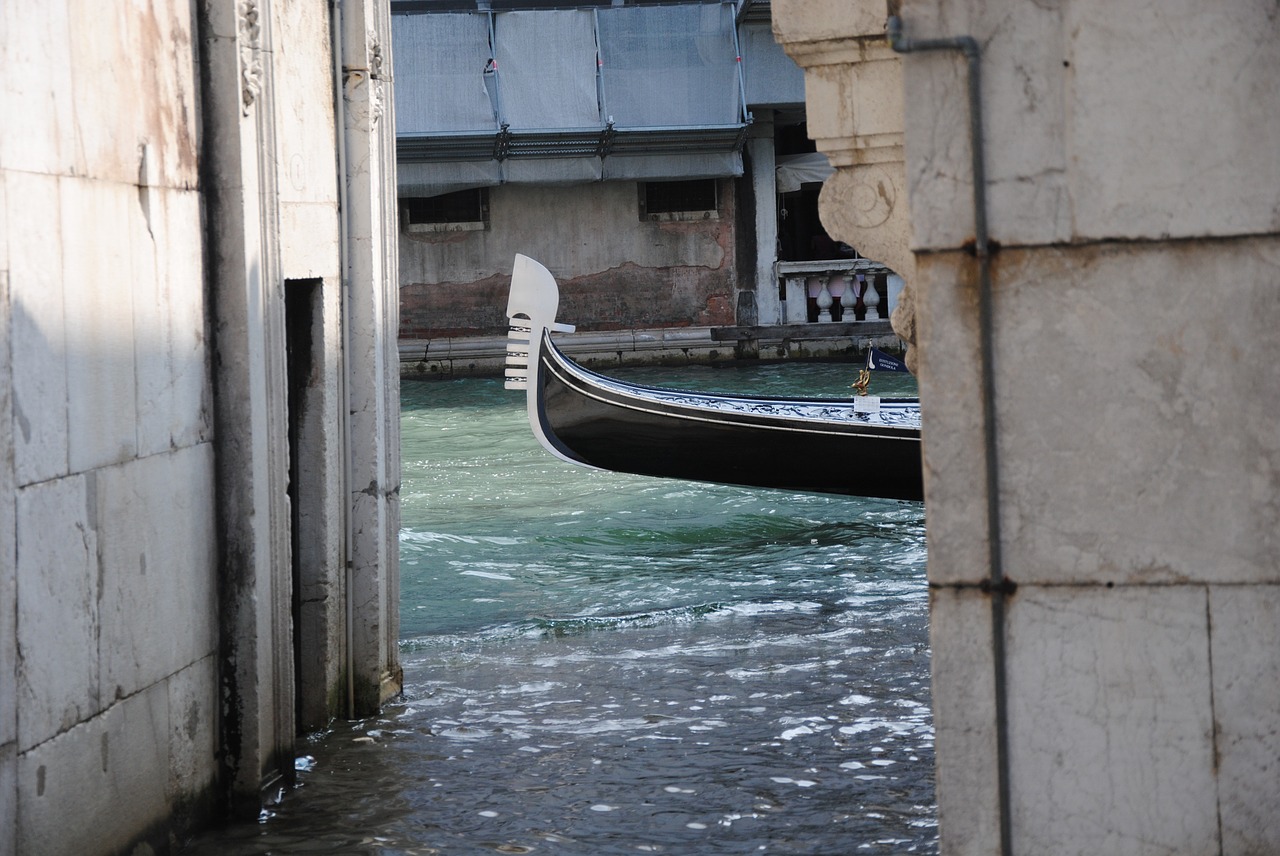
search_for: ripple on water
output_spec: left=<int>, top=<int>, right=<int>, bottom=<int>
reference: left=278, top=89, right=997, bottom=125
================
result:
left=184, top=369, right=935, bottom=855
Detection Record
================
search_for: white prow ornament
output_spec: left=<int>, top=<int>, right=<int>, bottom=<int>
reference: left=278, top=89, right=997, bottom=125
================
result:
left=504, top=254, right=583, bottom=468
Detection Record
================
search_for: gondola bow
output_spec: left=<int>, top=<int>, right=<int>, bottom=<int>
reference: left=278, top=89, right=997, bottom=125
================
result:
left=505, top=254, right=923, bottom=501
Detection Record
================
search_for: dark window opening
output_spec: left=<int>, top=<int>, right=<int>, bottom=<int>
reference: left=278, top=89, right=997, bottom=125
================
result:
left=401, top=188, right=489, bottom=230
left=640, top=179, right=718, bottom=220
left=285, top=277, right=322, bottom=737
left=773, top=121, right=859, bottom=264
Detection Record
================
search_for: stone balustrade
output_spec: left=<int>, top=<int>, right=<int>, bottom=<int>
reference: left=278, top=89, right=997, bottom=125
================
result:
left=776, top=259, right=904, bottom=325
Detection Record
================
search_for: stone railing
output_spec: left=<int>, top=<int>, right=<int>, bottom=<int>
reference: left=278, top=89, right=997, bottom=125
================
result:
left=777, top=258, right=903, bottom=324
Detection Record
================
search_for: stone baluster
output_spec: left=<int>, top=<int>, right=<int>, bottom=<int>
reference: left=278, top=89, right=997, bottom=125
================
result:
left=863, top=274, right=881, bottom=320
left=840, top=276, right=858, bottom=321
left=816, top=275, right=834, bottom=322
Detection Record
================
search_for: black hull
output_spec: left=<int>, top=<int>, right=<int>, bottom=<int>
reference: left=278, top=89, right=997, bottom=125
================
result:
left=532, top=333, right=923, bottom=502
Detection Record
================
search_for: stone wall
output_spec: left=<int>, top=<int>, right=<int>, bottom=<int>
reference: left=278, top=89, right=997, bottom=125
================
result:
left=774, top=0, right=1280, bottom=852
left=1, top=1, right=402, bottom=852
left=2, top=3, right=218, bottom=852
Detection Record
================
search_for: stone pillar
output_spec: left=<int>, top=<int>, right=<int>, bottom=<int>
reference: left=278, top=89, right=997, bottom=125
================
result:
left=340, top=0, right=403, bottom=714
left=199, top=0, right=298, bottom=814
left=748, top=119, right=782, bottom=326
left=779, top=1, right=1280, bottom=853
left=0, top=270, right=14, bottom=856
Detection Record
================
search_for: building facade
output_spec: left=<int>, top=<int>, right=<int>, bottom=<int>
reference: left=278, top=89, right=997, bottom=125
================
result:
left=392, top=0, right=906, bottom=375
left=774, top=0, right=1280, bottom=852
left=1, top=1, right=401, bottom=853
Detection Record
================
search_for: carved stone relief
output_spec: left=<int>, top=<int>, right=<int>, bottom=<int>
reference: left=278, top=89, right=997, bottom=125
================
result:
left=239, top=0, right=264, bottom=115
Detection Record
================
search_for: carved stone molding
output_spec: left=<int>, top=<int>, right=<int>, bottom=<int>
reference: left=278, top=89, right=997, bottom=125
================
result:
left=774, top=21, right=911, bottom=274
left=773, top=0, right=918, bottom=369
left=368, top=32, right=385, bottom=126
left=239, top=0, right=264, bottom=115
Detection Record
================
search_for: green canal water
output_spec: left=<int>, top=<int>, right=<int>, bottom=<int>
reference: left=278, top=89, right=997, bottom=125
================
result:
left=184, top=361, right=935, bottom=854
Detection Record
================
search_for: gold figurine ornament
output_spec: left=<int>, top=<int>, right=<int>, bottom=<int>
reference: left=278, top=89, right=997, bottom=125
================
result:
left=851, top=368, right=871, bottom=396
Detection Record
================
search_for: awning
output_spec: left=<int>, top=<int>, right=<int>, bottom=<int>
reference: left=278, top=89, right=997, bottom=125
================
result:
left=775, top=152, right=834, bottom=193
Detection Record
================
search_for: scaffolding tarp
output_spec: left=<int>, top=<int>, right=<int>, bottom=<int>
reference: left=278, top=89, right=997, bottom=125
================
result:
left=596, top=3, right=740, bottom=128
left=495, top=10, right=601, bottom=132
left=740, top=21, right=805, bottom=107
left=603, top=151, right=742, bottom=181
left=505, top=157, right=604, bottom=185
left=393, top=4, right=752, bottom=190
left=398, top=160, right=501, bottom=197
left=392, top=12, right=496, bottom=135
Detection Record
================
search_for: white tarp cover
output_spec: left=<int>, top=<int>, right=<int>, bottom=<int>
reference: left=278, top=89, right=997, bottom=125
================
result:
left=505, top=157, right=604, bottom=185
left=398, top=160, right=503, bottom=197
left=775, top=152, right=834, bottom=193
left=603, top=152, right=742, bottom=181
left=393, top=13, right=496, bottom=134
left=393, top=5, right=750, bottom=191
left=740, top=21, right=805, bottom=106
left=495, top=10, right=601, bottom=131
left=596, top=3, right=740, bottom=128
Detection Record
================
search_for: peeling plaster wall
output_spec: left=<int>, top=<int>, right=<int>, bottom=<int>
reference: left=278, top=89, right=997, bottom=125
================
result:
left=398, top=180, right=738, bottom=337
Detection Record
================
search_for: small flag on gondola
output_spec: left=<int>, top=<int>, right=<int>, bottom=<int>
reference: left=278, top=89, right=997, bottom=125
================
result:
left=866, top=347, right=908, bottom=372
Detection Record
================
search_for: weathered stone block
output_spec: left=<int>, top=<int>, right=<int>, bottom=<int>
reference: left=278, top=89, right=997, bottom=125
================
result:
left=98, top=446, right=217, bottom=702
left=16, top=475, right=99, bottom=752
left=1211, top=584, right=1280, bottom=853
left=1065, top=0, right=1280, bottom=243
left=280, top=201, right=341, bottom=281
left=899, top=0, right=1280, bottom=251
left=60, top=177, right=138, bottom=474
left=917, top=239, right=1280, bottom=587
left=135, top=188, right=211, bottom=457
left=7, top=171, right=69, bottom=487
left=0, top=170, right=7, bottom=273
left=899, top=0, right=1072, bottom=252
left=998, top=241, right=1279, bottom=586
left=0, top=2, right=76, bottom=177
left=273, top=0, right=340, bottom=208
left=912, top=253, right=989, bottom=586
left=0, top=271, right=13, bottom=754
left=1007, top=585, right=1218, bottom=855
left=18, top=687, right=168, bottom=856
left=803, top=53, right=905, bottom=158
left=771, top=0, right=888, bottom=45
left=0, top=742, right=14, bottom=856
left=65, top=2, right=200, bottom=187
left=166, top=656, right=219, bottom=808
left=929, top=586, right=1002, bottom=856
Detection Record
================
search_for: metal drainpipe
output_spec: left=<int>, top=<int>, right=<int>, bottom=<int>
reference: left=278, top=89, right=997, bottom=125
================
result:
left=886, top=15, right=1013, bottom=856
left=331, top=0, right=356, bottom=722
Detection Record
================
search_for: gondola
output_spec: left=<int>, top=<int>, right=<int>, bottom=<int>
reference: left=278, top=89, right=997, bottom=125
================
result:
left=504, top=254, right=923, bottom=501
